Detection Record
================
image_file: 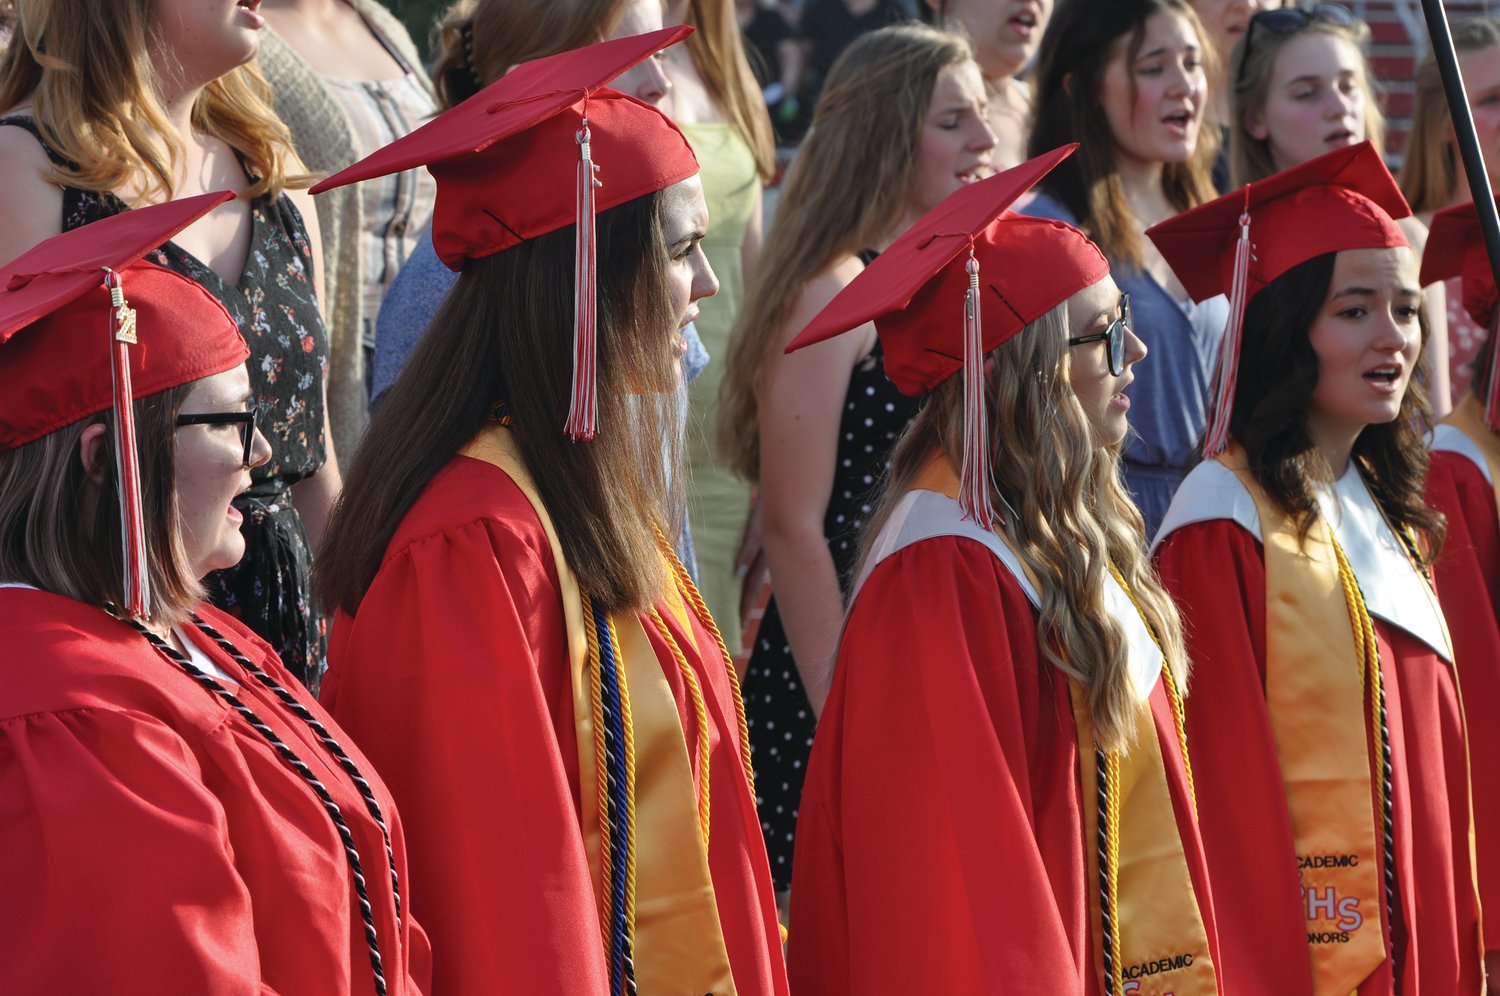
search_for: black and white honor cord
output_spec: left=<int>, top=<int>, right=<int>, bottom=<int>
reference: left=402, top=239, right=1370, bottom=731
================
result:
left=127, top=613, right=400, bottom=996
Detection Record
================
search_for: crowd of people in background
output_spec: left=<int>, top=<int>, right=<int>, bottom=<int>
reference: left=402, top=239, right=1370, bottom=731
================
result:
left=6, top=0, right=1500, bottom=991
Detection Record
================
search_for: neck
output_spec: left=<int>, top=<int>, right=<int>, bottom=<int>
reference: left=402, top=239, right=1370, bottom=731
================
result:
left=1306, top=415, right=1363, bottom=480
left=1115, top=154, right=1170, bottom=224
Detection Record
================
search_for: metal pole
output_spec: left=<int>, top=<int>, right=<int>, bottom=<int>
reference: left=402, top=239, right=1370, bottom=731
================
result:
left=1418, top=0, right=1500, bottom=294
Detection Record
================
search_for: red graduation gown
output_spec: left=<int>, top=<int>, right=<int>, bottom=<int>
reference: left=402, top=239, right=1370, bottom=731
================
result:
left=322, top=456, right=787, bottom=995
left=0, top=588, right=428, bottom=995
left=1156, top=520, right=1482, bottom=994
left=1426, top=451, right=1500, bottom=952
left=787, top=536, right=1221, bottom=995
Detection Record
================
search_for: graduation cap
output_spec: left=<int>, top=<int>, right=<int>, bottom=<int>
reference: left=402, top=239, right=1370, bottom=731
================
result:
left=1146, top=142, right=1411, bottom=457
left=1423, top=198, right=1500, bottom=426
left=0, top=191, right=250, bottom=617
left=786, top=144, right=1105, bottom=528
left=312, top=28, right=700, bottom=441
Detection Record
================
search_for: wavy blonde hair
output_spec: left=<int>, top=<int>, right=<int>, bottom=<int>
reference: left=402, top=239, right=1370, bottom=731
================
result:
left=430, top=0, right=628, bottom=110
left=717, top=23, right=973, bottom=482
left=679, top=0, right=775, bottom=181
left=859, top=302, right=1189, bottom=752
left=1399, top=17, right=1500, bottom=214
left=1229, top=15, right=1384, bottom=186
left=0, top=0, right=304, bottom=201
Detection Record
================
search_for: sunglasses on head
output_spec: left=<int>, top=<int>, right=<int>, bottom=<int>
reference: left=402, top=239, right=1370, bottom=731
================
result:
left=176, top=402, right=262, bottom=468
left=1235, top=4, right=1357, bottom=90
left=1067, top=292, right=1132, bottom=377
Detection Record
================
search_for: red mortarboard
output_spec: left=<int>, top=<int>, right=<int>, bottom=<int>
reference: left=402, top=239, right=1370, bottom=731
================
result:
left=1423, top=197, right=1500, bottom=425
left=0, top=191, right=250, bottom=615
left=313, top=28, right=700, bottom=441
left=1146, top=142, right=1411, bottom=455
left=787, top=145, right=1103, bottom=526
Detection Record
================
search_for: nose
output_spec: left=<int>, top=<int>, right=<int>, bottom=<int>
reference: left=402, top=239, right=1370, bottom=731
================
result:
left=248, top=425, right=273, bottom=470
left=693, top=252, right=720, bottom=303
left=1124, top=326, right=1148, bottom=366
left=971, top=111, right=999, bottom=154
left=637, top=55, right=671, bottom=107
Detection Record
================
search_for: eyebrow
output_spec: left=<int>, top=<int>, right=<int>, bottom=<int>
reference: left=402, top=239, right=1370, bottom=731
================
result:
left=1137, top=43, right=1197, bottom=61
left=1329, top=285, right=1421, bottom=300
left=668, top=228, right=706, bottom=251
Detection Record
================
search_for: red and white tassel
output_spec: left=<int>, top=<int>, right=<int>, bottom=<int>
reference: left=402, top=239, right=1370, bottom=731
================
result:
left=105, top=268, right=150, bottom=619
left=958, top=250, right=996, bottom=529
left=1204, top=203, right=1253, bottom=459
left=565, top=116, right=601, bottom=441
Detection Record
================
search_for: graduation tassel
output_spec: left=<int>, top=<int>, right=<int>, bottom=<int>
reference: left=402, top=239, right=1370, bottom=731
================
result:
left=958, top=249, right=996, bottom=529
left=565, top=115, right=602, bottom=441
left=1204, top=195, right=1252, bottom=459
left=1485, top=313, right=1500, bottom=430
left=104, top=267, right=150, bottom=619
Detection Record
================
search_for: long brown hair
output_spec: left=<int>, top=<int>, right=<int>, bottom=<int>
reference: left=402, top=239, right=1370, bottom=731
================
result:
left=430, top=0, right=628, bottom=110
left=717, top=23, right=972, bottom=482
left=860, top=302, right=1189, bottom=752
left=1029, top=0, right=1219, bottom=269
left=0, top=0, right=303, bottom=201
left=318, top=190, right=681, bottom=616
left=1399, top=17, right=1500, bottom=215
left=0, top=384, right=199, bottom=627
left=1229, top=251, right=1445, bottom=558
left=679, top=0, right=775, bottom=181
left=1229, top=15, right=1383, bottom=186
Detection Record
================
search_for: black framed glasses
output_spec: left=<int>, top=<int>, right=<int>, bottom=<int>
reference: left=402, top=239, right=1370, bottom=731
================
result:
left=1236, top=4, right=1357, bottom=90
left=1068, top=293, right=1131, bottom=377
left=175, top=404, right=260, bottom=467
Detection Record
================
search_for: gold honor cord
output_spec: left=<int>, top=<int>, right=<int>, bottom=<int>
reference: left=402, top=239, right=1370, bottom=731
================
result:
left=648, top=604, right=714, bottom=848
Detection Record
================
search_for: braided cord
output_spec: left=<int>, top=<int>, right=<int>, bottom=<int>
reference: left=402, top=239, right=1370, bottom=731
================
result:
left=608, top=609, right=640, bottom=996
left=648, top=606, right=713, bottom=849
left=1330, top=535, right=1398, bottom=936
left=587, top=596, right=637, bottom=995
left=191, top=615, right=402, bottom=923
left=1096, top=745, right=1123, bottom=996
left=654, top=528, right=756, bottom=800
left=1107, top=564, right=1197, bottom=815
left=128, top=620, right=389, bottom=996
left=585, top=600, right=617, bottom=960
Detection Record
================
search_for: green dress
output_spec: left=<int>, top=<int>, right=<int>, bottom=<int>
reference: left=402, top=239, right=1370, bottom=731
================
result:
left=680, top=122, right=761, bottom=651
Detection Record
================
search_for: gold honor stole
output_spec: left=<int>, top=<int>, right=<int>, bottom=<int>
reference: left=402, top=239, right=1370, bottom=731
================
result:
left=1217, top=446, right=1386, bottom=993
left=905, top=461, right=1217, bottom=996
left=462, top=426, right=739, bottom=995
left=1442, top=395, right=1500, bottom=524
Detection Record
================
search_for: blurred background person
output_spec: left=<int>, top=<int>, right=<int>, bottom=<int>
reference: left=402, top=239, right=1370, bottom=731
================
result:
left=1027, top=0, right=1224, bottom=537
left=737, top=0, right=808, bottom=144
left=1230, top=2, right=1448, bottom=416
left=717, top=22, right=994, bottom=903
left=1401, top=16, right=1500, bottom=401
left=1188, top=0, right=1270, bottom=191
left=923, top=0, right=1052, bottom=171
left=0, top=0, right=339, bottom=689
left=257, top=0, right=438, bottom=463
left=797, top=0, right=907, bottom=121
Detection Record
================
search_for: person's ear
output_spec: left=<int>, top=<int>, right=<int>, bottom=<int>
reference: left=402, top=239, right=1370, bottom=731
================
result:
left=1244, top=106, right=1270, bottom=141
left=78, top=422, right=110, bottom=486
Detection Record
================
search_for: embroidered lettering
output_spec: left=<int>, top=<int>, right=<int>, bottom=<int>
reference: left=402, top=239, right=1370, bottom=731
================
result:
left=1302, top=885, right=1363, bottom=931
left=1298, top=853, right=1359, bottom=869
left=1121, top=953, right=1194, bottom=979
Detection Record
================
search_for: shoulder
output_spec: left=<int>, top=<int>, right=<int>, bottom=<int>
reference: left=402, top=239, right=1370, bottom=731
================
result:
left=379, top=455, right=550, bottom=569
left=1152, top=459, right=1260, bottom=551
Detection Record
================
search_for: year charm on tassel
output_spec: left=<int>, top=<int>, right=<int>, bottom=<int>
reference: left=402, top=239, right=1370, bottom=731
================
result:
left=566, top=116, right=604, bottom=441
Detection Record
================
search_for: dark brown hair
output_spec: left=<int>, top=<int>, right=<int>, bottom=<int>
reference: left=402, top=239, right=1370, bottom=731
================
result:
left=1230, top=251, right=1444, bottom=559
left=0, top=384, right=199, bottom=625
left=1029, top=0, right=1219, bottom=269
left=317, top=190, right=680, bottom=616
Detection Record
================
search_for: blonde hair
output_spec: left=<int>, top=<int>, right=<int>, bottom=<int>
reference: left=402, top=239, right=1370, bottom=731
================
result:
left=1399, top=17, right=1500, bottom=214
left=717, top=23, right=972, bottom=482
left=1229, top=15, right=1384, bottom=186
left=431, top=0, right=628, bottom=110
left=0, top=0, right=303, bottom=202
left=859, top=302, right=1190, bottom=752
left=680, top=0, right=775, bottom=181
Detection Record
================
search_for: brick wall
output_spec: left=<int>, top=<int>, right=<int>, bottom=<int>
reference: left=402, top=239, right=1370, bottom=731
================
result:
left=1354, top=0, right=1493, bottom=164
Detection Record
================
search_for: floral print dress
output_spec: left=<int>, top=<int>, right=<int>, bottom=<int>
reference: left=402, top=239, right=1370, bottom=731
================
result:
left=0, top=117, right=331, bottom=689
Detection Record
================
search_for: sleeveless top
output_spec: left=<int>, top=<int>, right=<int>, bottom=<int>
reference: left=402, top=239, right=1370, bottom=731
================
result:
left=0, top=116, right=331, bottom=688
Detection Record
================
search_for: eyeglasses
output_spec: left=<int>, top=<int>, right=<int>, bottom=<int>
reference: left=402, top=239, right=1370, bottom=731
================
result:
left=1236, top=4, right=1357, bottom=90
left=1067, top=293, right=1132, bottom=377
left=175, top=404, right=261, bottom=468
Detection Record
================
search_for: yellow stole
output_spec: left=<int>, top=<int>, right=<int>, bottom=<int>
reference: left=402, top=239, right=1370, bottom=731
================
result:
left=911, top=460, right=1217, bottom=995
left=1443, top=395, right=1500, bottom=522
left=462, top=425, right=738, bottom=995
left=1217, top=446, right=1386, bottom=993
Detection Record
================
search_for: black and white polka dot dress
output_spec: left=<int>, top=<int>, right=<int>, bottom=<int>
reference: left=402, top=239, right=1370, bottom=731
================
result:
left=744, top=338, right=921, bottom=890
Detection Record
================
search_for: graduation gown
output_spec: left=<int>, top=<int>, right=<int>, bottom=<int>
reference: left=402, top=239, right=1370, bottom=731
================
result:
left=1155, top=470, right=1482, bottom=994
left=1427, top=424, right=1500, bottom=954
left=788, top=490, right=1222, bottom=995
left=322, top=453, right=788, bottom=995
left=0, top=587, right=428, bottom=995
